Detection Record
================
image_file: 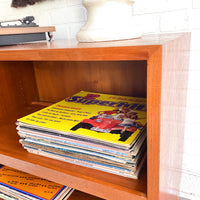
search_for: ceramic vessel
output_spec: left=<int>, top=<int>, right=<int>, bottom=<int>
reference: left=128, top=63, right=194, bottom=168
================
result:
left=76, top=0, right=141, bottom=42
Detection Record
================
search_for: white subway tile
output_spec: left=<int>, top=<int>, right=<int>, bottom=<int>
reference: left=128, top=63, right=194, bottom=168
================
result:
left=34, top=11, right=52, bottom=26
left=133, top=0, right=162, bottom=14
left=182, top=153, right=200, bottom=173
left=189, top=9, right=200, bottom=29
left=50, top=7, right=70, bottom=25
left=133, top=14, right=160, bottom=34
left=193, top=0, right=200, bottom=9
left=160, top=10, right=189, bottom=32
left=182, top=139, right=200, bottom=155
left=50, top=6, right=86, bottom=25
left=52, top=24, right=70, bottom=40
left=67, top=0, right=82, bottom=6
left=185, top=122, right=200, bottom=140
left=33, top=0, right=66, bottom=10
left=1, top=4, right=35, bottom=20
left=189, top=51, right=200, bottom=70
left=190, top=31, right=200, bottom=51
left=186, top=89, right=200, bottom=107
left=69, top=22, right=85, bottom=39
left=188, top=71, right=200, bottom=90
left=185, top=106, right=200, bottom=123
left=134, top=0, right=191, bottom=15
left=67, top=6, right=87, bottom=23
left=180, top=172, right=200, bottom=199
left=162, top=0, right=191, bottom=11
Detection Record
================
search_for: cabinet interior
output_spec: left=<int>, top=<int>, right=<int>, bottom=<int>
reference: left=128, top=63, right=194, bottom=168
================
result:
left=0, top=59, right=148, bottom=199
left=0, top=60, right=147, bottom=118
left=33, top=60, right=147, bottom=102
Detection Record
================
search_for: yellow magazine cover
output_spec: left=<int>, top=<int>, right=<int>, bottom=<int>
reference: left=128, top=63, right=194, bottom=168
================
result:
left=0, top=165, right=72, bottom=200
left=18, top=91, right=146, bottom=147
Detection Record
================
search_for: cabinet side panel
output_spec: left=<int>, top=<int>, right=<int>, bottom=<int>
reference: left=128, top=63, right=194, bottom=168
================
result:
left=0, top=61, right=39, bottom=121
left=159, top=33, right=191, bottom=200
left=33, top=61, right=147, bottom=102
left=147, top=47, right=162, bottom=200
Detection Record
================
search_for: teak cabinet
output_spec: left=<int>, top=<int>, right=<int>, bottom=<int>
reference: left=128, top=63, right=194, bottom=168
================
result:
left=0, top=33, right=190, bottom=200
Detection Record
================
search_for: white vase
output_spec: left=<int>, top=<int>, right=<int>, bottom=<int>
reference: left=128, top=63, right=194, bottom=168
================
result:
left=76, top=0, right=141, bottom=42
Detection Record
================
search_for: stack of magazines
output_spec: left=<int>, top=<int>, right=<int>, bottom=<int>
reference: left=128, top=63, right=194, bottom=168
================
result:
left=16, top=91, right=147, bottom=179
left=0, top=165, right=74, bottom=200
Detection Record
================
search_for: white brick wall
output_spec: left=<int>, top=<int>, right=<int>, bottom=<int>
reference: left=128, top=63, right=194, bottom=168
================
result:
left=193, top=0, right=200, bottom=8
left=0, top=0, right=200, bottom=199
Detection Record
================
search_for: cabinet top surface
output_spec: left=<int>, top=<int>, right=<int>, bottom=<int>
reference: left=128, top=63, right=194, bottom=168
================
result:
left=0, top=32, right=189, bottom=61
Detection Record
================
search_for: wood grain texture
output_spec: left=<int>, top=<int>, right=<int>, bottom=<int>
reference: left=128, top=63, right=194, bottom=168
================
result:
left=0, top=45, right=153, bottom=61
left=159, top=33, right=191, bottom=200
left=0, top=61, right=39, bottom=122
left=68, top=190, right=105, bottom=200
left=147, top=46, right=162, bottom=200
left=0, top=26, right=55, bottom=35
left=33, top=61, right=147, bottom=102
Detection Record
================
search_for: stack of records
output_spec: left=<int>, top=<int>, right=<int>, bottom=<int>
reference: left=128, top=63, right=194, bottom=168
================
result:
left=17, top=91, right=147, bottom=179
left=0, top=165, right=74, bottom=200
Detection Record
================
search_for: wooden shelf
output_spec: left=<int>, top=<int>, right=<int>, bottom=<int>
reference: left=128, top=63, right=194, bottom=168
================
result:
left=0, top=33, right=191, bottom=200
left=0, top=105, right=147, bottom=200
left=68, top=190, right=104, bottom=200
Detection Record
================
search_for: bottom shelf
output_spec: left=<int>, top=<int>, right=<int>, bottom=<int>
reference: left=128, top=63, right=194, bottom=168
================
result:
left=0, top=104, right=147, bottom=200
left=69, top=190, right=105, bottom=200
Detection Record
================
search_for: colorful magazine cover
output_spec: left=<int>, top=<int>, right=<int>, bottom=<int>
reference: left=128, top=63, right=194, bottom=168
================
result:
left=18, top=91, right=146, bottom=148
left=0, top=165, right=73, bottom=200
